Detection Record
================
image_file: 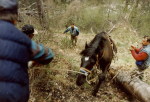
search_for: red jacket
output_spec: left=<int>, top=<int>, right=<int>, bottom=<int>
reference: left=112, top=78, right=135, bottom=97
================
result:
left=130, top=47, right=148, bottom=61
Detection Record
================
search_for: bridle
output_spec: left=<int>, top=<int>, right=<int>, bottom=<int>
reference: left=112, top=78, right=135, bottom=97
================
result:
left=80, top=67, right=92, bottom=76
left=79, top=67, right=95, bottom=84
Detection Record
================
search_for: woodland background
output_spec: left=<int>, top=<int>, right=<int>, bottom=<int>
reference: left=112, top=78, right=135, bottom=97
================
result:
left=18, top=0, right=150, bottom=102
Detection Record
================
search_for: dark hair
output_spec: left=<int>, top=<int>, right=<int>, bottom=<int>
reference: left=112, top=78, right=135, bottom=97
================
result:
left=143, top=35, right=149, bottom=38
left=22, top=24, right=34, bottom=35
left=143, top=35, right=150, bottom=43
left=147, top=37, right=150, bottom=43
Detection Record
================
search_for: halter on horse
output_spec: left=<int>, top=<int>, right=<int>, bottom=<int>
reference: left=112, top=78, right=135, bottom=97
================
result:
left=76, top=31, right=117, bottom=96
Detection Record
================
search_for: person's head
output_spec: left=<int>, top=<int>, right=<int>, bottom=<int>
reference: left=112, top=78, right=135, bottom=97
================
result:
left=21, top=24, right=38, bottom=39
left=71, top=24, right=75, bottom=29
left=142, top=36, right=150, bottom=46
left=0, top=0, right=18, bottom=24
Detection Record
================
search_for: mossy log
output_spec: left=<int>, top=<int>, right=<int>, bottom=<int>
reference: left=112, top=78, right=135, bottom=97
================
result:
left=109, top=68, right=150, bottom=102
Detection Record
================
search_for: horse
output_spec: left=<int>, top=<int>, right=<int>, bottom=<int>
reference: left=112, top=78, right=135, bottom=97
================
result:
left=76, top=31, right=117, bottom=96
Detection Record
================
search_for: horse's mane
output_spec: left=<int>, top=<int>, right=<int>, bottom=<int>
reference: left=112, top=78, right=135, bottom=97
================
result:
left=80, top=32, right=106, bottom=56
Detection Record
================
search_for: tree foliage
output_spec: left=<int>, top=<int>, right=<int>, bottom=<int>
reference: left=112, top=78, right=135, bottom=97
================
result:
left=126, top=0, right=150, bottom=36
left=19, top=0, right=150, bottom=35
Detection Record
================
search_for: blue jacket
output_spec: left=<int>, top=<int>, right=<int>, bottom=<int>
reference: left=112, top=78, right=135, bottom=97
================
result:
left=141, top=45, right=150, bottom=67
left=0, top=20, right=54, bottom=102
left=64, top=26, right=79, bottom=36
left=136, top=45, right=150, bottom=70
left=0, top=20, right=31, bottom=102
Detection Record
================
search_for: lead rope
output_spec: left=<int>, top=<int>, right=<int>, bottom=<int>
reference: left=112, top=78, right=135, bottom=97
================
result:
left=80, top=67, right=96, bottom=84
left=65, top=69, right=94, bottom=85
left=32, top=67, right=93, bottom=84
left=68, top=69, right=93, bottom=84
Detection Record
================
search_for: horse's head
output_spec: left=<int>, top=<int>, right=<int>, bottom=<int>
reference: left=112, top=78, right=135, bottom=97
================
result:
left=76, top=31, right=112, bottom=86
left=76, top=43, right=97, bottom=86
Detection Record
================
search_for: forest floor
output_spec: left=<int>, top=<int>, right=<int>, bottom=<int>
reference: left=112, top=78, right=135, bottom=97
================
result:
left=28, top=21, right=150, bottom=102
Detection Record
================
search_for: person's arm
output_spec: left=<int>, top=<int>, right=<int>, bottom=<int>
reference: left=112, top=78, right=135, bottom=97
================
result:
left=130, top=50, right=148, bottom=61
left=63, top=27, right=70, bottom=34
left=131, top=46, right=141, bottom=53
left=31, top=40, right=54, bottom=64
left=74, top=27, right=79, bottom=35
left=76, top=28, right=79, bottom=35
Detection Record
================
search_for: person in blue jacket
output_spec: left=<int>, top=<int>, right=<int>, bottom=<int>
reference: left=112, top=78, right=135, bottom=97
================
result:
left=63, top=24, right=80, bottom=46
left=0, top=0, right=54, bottom=102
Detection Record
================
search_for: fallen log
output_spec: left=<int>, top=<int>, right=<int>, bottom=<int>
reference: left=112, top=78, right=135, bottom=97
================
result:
left=109, top=68, right=150, bottom=102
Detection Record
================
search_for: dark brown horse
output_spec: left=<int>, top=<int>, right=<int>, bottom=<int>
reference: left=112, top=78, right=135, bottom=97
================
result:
left=76, top=31, right=117, bottom=96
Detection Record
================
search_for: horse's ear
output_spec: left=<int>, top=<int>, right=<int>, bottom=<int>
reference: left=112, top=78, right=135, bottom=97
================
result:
left=85, top=42, right=88, bottom=49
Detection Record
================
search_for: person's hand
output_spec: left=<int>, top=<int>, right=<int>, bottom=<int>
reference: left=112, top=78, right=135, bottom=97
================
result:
left=28, top=61, right=42, bottom=68
left=129, top=45, right=136, bottom=51
left=131, top=45, right=136, bottom=50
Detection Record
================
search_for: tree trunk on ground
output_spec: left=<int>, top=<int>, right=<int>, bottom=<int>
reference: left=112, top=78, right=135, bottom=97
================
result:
left=109, top=68, right=150, bottom=102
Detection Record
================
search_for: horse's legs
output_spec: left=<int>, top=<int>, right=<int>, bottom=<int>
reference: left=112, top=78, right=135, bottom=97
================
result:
left=92, top=63, right=111, bottom=96
left=92, top=72, right=106, bottom=96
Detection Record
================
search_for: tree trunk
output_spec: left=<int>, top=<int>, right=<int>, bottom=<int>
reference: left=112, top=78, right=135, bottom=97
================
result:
left=36, top=0, right=44, bottom=24
left=109, top=68, right=150, bottom=102
left=36, top=0, right=49, bottom=29
left=135, top=0, right=140, bottom=8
